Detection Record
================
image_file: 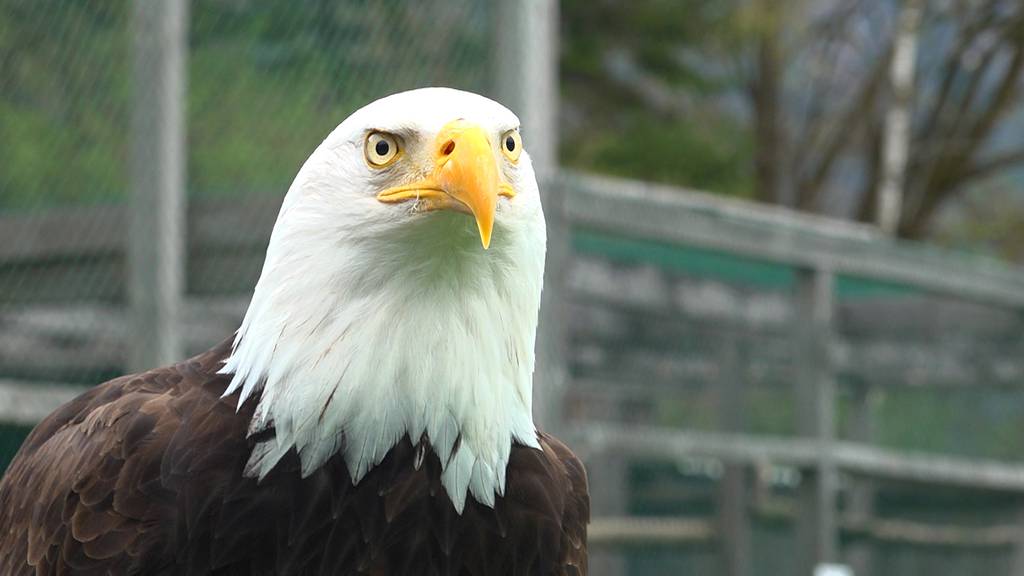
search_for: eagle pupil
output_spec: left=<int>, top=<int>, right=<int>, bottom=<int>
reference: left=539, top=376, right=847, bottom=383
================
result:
left=375, top=140, right=390, bottom=157
left=505, top=136, right=515, bottom=152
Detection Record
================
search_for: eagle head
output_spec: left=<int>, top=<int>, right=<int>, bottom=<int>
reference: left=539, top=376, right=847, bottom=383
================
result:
left=221, top=87, right=546, bottom=512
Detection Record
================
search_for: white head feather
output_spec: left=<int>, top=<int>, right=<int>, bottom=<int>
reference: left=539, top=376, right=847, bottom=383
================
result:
left=219, top=87, right=546, bottom=512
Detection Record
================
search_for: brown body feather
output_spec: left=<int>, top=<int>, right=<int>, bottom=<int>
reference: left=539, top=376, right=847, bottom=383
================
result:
left=0, top=339, right=589, bottom=575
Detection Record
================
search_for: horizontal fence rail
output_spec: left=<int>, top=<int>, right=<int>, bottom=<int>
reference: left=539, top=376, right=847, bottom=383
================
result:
left=574, top=423, right=1024, bottom=493
left=562, top=171, right=1024, bottom=308
left=0, top=380, right=88, bottom=426
left=588, top=515, right=1023, bottom=549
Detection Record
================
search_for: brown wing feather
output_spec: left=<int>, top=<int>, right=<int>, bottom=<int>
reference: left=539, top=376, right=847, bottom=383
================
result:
left=0, top=338, right=590, bottom=575
left=541, top=433, right=591, bottom=575
left=0, top=340, right=241, bottom=575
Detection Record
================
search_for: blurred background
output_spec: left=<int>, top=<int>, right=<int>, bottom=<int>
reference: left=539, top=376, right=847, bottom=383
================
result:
left=2, top=1, right=1024, bottom=575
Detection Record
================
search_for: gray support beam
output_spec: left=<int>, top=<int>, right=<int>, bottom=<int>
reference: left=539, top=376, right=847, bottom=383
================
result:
left=587, top=453, right=628, bottom=576
left=844, top=384, right=878, bottom=576
left=588, top=517, right=716, bottom=548
left=493, top=1, right=567, bottom=433
left=493, top=0, right=558, bottom=174
left=795, top=268, right=839, bottom=575
left=576, top=422, right=1024, bottom=493
left=563, top=172, right=1024, bottom=308
left=129, top=0, right=188, bottom=371
left=0, top=380, right=88, bottom=426
left=716, top=334, right=751, bottom=576
left=1010, top=506, right=1024, bottom=576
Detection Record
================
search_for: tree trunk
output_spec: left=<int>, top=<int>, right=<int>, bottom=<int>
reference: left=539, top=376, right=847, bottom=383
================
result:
left=751, top=15, right=782, bottom=206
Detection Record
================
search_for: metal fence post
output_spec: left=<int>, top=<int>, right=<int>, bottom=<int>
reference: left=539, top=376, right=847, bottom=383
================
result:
left=717, top=333, right=751, bottom=576
left=795, top=268, right=839, bottom=575
left=128, top=0, right=188, bottom=372
left=492, top=0, right=566, bottom=434
left=1010, top=506, right=1024, bottom=576
left=845, top=383, right=878, bottom=575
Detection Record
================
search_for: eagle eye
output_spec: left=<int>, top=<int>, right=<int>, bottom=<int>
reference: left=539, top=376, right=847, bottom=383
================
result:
left=365, top=132, right=401, bottom=168
left=500, top=129, right=522, bottom=163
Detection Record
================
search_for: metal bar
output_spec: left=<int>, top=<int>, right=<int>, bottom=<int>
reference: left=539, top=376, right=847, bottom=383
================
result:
left=585, top=452, right=630, bottom=576
left=844, top=384, right=878, bottom=575
left=0, top=380, right=88, bottom=426
left=493, top=0, right=567, bottom=434
left=128, top=0, right=188, bottom=371
left=0, top=196, right=281, bottom=265
left=587, top=514, right=1023, bottom=549
left=865, top=517, right=1020, bottom=548
left=563, top=172, right=1024, bottom=308
left=795, top=268, right=839, bottom=573
left=1010, top=507, right=1024, bottom=575
left=493, top=0, right=558, bottom=175
left=716, top=336, right=750, bottom=576
left=588, top=517, right=716, bottom=548
left=574, top=424, right=1024, bottom=493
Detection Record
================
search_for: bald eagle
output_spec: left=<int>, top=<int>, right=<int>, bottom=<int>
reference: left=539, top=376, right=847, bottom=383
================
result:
left=0, top=88, right=589, bottom=575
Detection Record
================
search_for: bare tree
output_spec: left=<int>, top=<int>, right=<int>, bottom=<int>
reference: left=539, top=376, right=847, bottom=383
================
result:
left=898, top=0, right=1024, bottom=238
left=753, top=0, right=1024, bottom=238
left=561, top=0, right=1024, bottom=241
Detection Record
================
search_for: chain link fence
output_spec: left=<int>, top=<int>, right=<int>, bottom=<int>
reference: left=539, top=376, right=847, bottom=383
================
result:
left=0, top=0, right=493, bottom=377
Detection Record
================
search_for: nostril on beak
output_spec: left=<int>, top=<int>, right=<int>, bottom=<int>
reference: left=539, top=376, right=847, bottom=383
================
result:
left=441, top=140, right=456, bottom=156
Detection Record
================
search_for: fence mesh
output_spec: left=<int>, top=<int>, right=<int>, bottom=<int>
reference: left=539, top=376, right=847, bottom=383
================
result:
left=0, top=0, right=493, bottom=384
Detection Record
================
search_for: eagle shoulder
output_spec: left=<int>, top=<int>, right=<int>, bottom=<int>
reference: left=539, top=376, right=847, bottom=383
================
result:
left=539, top=432, right=590, bottom=575
left=0, top=340, right=242, bottom=575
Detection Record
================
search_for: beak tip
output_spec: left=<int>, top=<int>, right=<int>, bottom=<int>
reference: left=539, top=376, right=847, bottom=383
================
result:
left=474, top=212, right=494, bottom=250
left=477, top=222, right=492, bottom=250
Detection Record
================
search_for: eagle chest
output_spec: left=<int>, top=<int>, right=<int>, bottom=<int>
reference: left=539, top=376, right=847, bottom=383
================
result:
left=191, top=439, right=569, bottom=576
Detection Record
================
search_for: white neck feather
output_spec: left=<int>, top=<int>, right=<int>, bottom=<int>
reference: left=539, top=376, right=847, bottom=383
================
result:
left=220, top=185, right=545, bottom=512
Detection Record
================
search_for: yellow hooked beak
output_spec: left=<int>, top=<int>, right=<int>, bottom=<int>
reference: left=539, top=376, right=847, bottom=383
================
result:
left=376, top=120, right=515, bottom=249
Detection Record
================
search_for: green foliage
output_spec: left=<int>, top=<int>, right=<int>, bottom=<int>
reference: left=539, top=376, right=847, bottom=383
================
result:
left=0, top=0, right=754, bottom=207
left=561, top=111, right=753, bottom=196
left=0, top=0, right=489, bottom=209
left=0, top=0, right=129, bottom=208
left=559, top=0, right=755, bottom=196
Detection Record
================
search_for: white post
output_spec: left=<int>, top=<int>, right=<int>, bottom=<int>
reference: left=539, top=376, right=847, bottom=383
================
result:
left=129, top=0, right=188, bottom=371
left=493, top=0, right=566, bottom=433
left=877, top=0, right=922, bottom=234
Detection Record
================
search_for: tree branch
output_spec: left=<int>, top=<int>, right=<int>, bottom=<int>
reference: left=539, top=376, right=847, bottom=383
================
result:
left=957, top=148, right=1024, bottom=183
left=751, top=25, right=782, bottom=204
left=903, top=24, right=1024, bottom=237
left=794, top=42, right=892, bottom=211
left=918, top=7, right=1001, bottom=145
left=856, top=117, right=885, bottom=223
